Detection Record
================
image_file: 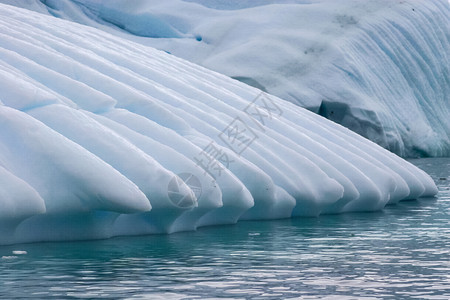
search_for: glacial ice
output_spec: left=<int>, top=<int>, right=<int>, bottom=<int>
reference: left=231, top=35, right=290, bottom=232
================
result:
left=0, top=3, right=439, bottom=245
left=19, top=0, right=448, bottom=157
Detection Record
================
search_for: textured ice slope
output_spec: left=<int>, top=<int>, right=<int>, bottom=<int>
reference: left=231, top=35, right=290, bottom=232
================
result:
left=0, top=4, right=438, bottom=244
left=17, top=0, right=448, bottom=157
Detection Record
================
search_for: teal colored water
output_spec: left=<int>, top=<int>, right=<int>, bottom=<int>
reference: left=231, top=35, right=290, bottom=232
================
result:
left=0, top=158, right=449, bottom=299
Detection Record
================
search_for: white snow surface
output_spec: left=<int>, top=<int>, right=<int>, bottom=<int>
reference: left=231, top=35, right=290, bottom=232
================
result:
left=0, top=3, right=438, bottom=244
left=9, top=0, right=448, bottom=157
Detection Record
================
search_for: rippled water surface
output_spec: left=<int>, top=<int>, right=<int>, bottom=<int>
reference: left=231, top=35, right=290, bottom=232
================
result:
left=1, top=158, right=449, bottom=299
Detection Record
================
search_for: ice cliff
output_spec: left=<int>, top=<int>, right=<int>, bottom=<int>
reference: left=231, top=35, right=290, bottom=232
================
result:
left=11, top=0, right=447, bottom=157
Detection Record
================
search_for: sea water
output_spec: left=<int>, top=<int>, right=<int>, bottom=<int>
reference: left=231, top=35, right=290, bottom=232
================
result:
left=0, top=158, right=449, bottom=299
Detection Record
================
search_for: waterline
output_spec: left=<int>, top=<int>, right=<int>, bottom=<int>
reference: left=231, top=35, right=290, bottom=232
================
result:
left=0, top=158, right=448, bottom=299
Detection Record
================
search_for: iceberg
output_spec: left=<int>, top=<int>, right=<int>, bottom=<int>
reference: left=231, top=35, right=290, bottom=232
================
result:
left=14, top=0, right=447, bottom=157
left=0, top=3, right=438, bottom=245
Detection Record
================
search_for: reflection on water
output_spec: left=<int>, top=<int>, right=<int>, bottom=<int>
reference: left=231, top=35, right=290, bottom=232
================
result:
left=0, top=158, right=449, bottom=299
